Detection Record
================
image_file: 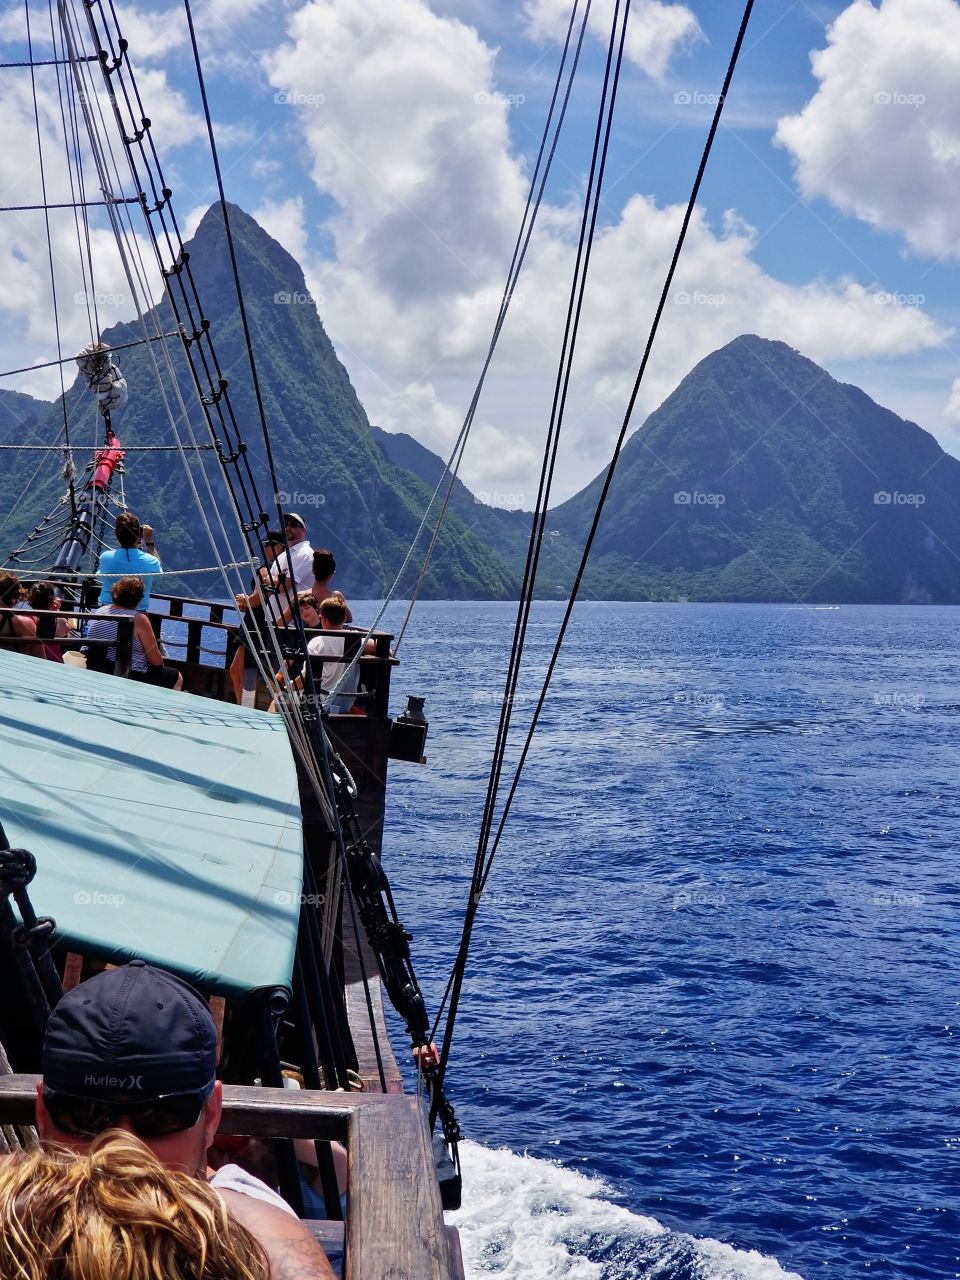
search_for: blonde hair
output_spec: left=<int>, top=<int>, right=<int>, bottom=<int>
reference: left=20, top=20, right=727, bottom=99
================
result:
left=0, top=1132, right=268, bottom=1280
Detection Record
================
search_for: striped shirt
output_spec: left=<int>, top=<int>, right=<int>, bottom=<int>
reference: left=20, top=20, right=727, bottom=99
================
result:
left=86, top=605, right=148, bottom=673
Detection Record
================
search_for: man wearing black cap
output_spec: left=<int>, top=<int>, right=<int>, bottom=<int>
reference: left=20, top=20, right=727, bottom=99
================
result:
left=37, top=961, right=335, bottom=1280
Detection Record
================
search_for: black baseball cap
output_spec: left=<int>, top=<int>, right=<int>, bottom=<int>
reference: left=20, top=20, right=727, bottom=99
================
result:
left=43, top=961, right=217, bottom=1101
left=265, top=528, right=287, bottom=547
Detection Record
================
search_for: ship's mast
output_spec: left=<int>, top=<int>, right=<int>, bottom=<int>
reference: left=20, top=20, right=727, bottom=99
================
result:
left=49, top=342, right=127, bottom=591
left=49, top=427, right=124, bottom=578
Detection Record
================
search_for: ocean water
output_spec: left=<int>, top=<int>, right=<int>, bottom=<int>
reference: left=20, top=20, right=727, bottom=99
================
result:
left=365, top=601, right=959, bottom=1280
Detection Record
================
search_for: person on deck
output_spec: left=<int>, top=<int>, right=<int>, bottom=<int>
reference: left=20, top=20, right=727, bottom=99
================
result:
left=306, top=594, right=374, bottom=714
left=230, top=531, right=290, bottom=705
left=0, top=571, right=39, bottom=656
left=86, top=576, right=183, bottom=690
left=0, top=1132, right=270, bottom=1280
left=97, top=511, right=162, bottom=611
left=28, top=581, right=73, bottom=663
left=279, top=549, right=352, bottom=628
left=279, top=513, right=314, bottom=596
left=33, top=961, right=337, bottom=1280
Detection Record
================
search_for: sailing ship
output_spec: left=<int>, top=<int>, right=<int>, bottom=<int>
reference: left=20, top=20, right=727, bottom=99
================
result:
left=0, top=0, right=469, bottom=1274
left=0, top=0, right=760, bottom=1271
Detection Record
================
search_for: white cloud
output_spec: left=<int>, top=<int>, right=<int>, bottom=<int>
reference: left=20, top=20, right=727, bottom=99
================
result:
left=251, top=195, right=310, bottom=266
left=116, top=5, right=188, bottom=60
left=523, top=0, right=701, bottom=80
left=944, top=376, right=960, bottom=424
left=776, top=0, right=960, bottom=259
left=0, top=79, right=162, bottom=400
left=260, top=0, right=950, bottom=501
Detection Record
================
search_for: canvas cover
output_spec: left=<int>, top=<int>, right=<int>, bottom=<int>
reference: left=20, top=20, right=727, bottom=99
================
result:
left=0, top=649, right=302, bottom=997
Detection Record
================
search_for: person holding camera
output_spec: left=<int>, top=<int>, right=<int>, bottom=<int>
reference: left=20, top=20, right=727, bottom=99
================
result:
left=97, top=511, right=162, bottom=611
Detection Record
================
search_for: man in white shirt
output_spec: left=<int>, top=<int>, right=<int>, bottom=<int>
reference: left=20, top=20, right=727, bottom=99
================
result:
left=279, top=513, right=314, bottom=594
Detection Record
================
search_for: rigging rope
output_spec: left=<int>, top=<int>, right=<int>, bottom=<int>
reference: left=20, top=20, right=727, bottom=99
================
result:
left=392, top=0, right=593, bottom=652
left=0, top=332, right=182, bottom=379
left=431, top=0, right=758, bottom=1120
left=429, top=0, right=632, bottom=1118
left=24, top=0, right=77, bottom=520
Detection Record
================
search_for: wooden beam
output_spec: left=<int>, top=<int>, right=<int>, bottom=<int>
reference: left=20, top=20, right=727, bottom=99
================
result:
left=346, top=1095, right=451, bottom=1280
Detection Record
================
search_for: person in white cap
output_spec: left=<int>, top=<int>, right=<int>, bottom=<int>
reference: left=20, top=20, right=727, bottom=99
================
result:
left=279, top=513, right=314, bottom=596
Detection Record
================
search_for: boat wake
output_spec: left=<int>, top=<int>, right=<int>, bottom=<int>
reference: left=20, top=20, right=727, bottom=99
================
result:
left=451, top=1142, right=803, bottom=1280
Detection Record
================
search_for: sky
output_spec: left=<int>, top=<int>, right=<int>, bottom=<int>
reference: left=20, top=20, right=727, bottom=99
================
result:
left=2, top=0, right=960, bottom=506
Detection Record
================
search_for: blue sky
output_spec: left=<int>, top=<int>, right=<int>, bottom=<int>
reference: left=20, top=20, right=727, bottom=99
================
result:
left=2, top=0, right=959, bottom=503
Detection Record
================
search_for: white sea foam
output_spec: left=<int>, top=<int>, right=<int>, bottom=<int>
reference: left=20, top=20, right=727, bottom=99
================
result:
left=449, top=1141, right=804, bottom=1280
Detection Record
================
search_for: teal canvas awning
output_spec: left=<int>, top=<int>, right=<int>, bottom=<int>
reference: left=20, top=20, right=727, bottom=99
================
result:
left=0, top=649, right=303, bottom=998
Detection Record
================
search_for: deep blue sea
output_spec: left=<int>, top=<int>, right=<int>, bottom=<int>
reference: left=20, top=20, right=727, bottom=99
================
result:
left=365, top=601, right=959, bottom=1280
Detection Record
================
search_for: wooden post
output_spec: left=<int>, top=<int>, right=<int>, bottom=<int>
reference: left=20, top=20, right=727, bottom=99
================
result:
left=114, top=618, right=133, bottom=679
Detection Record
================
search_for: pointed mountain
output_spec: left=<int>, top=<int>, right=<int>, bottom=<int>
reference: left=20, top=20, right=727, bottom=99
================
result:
left=0, top=203, right=517, bottom=600
left=552, top=335, right=960, bottom=602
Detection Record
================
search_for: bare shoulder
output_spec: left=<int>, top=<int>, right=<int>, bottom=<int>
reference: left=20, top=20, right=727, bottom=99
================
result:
left=216, top=1188, right=336, bottom=1280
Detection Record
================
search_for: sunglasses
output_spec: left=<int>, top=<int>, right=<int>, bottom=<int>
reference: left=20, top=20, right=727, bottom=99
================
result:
left=42, top=1086, right=209, bottom=1139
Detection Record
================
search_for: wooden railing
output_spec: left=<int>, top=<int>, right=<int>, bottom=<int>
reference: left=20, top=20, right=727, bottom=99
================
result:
left=0, top=1076, right=457, bottom=1280
left=5, top=599, right=397, bottom=717
left=0, top=611, right=135, bottom=676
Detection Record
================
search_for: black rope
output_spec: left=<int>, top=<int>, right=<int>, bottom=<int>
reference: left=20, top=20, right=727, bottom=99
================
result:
left=25, top=0, right=75, bottom=518
left=180, top=0, right=288, bottom=553
left=0, top=54, right=98, bottom=65
left=64, top=0, right=459, bottom=1158
left=0, top=197, right=142, bottom=210
left=433, top=0, right=758, bottom=1111
left=50, top=0, right=103, bottom=343
left=394, top=0, right=592, bottom=648
left=0, top=331, right=181, bottom=379
left=0, top=443, right=215, bottom=451
left=430, top=0, right=630, bottom=1119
